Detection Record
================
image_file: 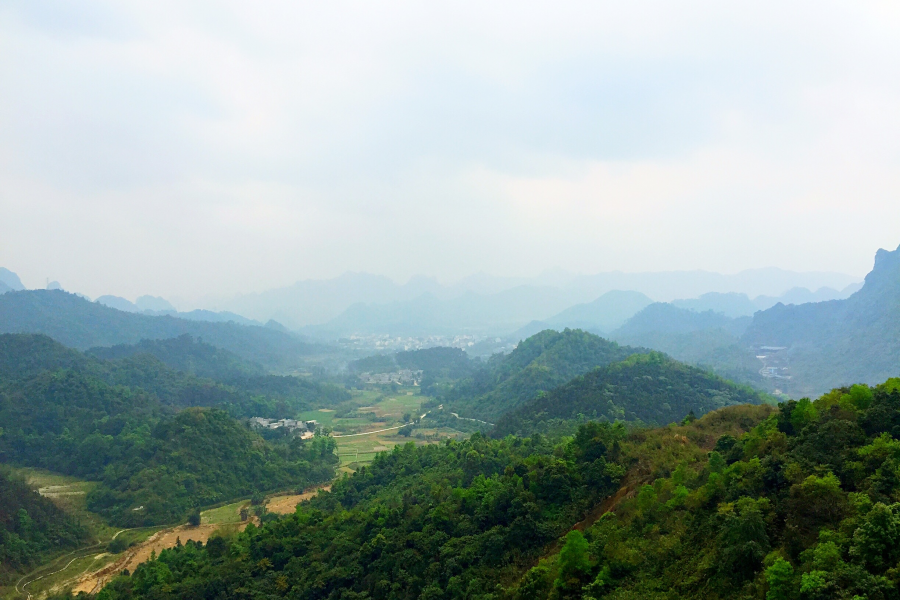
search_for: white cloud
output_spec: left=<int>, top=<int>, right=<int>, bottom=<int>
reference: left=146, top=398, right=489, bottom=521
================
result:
left=1, top=0, right=899, bottom=299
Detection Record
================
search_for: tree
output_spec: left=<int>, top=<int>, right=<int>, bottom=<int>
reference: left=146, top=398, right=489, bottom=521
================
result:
left=765, top=558, right=795, bottom=600
left=555, top=530, right=591, bottom=595
left=718, top=497, right=771, bottom=582
left=850, top=502, right=900, bottom=573
left=187, top=510, right=201, bottom=527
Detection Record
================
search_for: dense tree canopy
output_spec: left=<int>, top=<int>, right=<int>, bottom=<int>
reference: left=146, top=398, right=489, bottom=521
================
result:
left=0, top=469, right=88, bottom=583
left=0, top=334, right=341, bottom=526
left=492, top=352, right=768, bottom=437
left=441, top=329, right=642, bottom=422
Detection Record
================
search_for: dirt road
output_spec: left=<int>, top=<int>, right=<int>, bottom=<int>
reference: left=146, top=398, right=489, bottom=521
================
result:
left=71, top=522, right=250, bottom=595
left=266, top=485, right=331, bottom=515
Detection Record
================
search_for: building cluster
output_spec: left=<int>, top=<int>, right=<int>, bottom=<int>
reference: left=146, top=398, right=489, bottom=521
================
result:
left=249, top=417, right=318, bottom=439
left=358, top=369, right=424, bottom=385
left=755, top=346, right=792, bottom=380
left=338, top=333, right=483, bottom=353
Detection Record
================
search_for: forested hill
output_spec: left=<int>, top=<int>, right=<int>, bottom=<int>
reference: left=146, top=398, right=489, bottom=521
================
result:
left=0, top=469, right=89, bottom=583
left=492, top=352, right=768, bottom=437
left=0, top=333, right=349, bottom=417
left=0, top=289, right=322, bottom=371
left=442, top=329, right=643, bottom=422
left=90, top=403, right=773, bottom=600
left=0, top=334, right=343, bottom=525
left=610, top=303, right=764, bottom=387
left=742, top=242, right=900, bottom=396
left=92, top=378, right=900, bottom=600
left=87, top=334, right=267, bottom=380
left=614, top=302, right=750, bottom=337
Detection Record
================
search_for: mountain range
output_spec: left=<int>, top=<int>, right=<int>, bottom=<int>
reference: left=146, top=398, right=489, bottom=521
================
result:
left=0, top=290, right=321, bottom=371
left=206, top=267, right=860, bottom=330
left=741, top=242, right=900, bottom=396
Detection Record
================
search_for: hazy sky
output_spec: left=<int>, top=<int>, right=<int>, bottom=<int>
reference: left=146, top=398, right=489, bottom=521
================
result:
left=2, top=1, right=899, bottom=300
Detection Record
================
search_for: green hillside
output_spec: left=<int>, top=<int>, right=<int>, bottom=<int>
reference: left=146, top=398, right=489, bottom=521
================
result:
left=0, top=290, right=323, bottom=371
left=610, top=303, right=765, bottom=388
left=87, top=403, right=772, bottom=600
left=0, top=333, right=349, bottom=419
left=492, top=352, right=769, bottom=437
left=442, top=329, right=642, bottom=421
left=0, top=469, right=89, bottom=583
left=88, top=378, right=900, bottom=600
left=86, top=408, right=337, bottom=526
left=87, top=334, right=267, bottom=380
left=0, top=334, right=341, bottom=526
left=505, top=379, right=900, bottom=600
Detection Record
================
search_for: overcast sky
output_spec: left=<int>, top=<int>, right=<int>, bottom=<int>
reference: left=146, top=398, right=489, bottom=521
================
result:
left=2, top=1, right=899, bottom=300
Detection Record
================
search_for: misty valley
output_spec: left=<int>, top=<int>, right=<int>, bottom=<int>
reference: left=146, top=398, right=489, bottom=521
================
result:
left=0, top=243, right=897, bottom=600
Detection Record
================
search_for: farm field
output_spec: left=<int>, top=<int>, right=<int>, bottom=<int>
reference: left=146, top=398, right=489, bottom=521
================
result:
left=323, top=387, right=467, bottom=472
left=201, top=499, right=251, bottom=525
left=10, top=467, right=117, bottom=543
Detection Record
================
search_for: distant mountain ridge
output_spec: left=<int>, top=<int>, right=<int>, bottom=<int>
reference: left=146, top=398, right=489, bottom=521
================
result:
left=741, top=242, right=900, bottom=396
left=95, top=294, right=265, bottom=326
left=209, top=268, right=860, bottom=330
left=0, top=268, right=24, bottom=293
left=670, top=283, right=862, bottom=318
left=0, top=290, right=322, bottom=371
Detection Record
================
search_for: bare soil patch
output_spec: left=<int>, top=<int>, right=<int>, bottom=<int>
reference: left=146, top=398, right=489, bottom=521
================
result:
left=72, top=521, right=251, bottom=595
left=266, top=485, right=331, bottom=515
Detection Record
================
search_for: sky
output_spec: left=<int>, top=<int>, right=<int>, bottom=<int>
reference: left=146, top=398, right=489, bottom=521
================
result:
left=2, top=1, right=900, bottom=301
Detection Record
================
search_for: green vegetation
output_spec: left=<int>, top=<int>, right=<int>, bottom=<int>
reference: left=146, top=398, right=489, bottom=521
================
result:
left=348, top=353, right=397, bottom=374
left=201, top=499, right=251, bottom=525
left=441, top=329, right=642, bottom=421
left=85, top=408, right=338, bottom=526
left=348, top=347, right=477, bottom=397
left=610, top=303, right=766, bottom=389
left=0, top=333, right=350, bottom=420
left=88, top=402, right=771, bottom=600
left=0, top=289, right=322, bottom=371
left=493, top=352, right=769, bottom=437
left=0, top=334, right=341, bottom=526
left=0, top=468, right=88, bottom=584
left=87, top=334, right=266, bottom=379
left=509, top=380, right=900, bottom=599
left=89, top=421, right=631, bottom=600
left=85, top=374, right=900, bottom=600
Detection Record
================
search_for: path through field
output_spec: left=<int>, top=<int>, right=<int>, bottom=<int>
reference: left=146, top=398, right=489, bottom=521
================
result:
left=71, top=521, right=252, bottom=595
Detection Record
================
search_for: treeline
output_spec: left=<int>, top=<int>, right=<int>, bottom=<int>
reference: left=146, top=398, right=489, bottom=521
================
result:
left=0, top=469, right=88, bottom=582
left=0, top=333, right=349, bottom=420
left=0, top=334, right=342, bottom=526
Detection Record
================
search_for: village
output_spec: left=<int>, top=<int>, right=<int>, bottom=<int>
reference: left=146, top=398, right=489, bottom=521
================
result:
left=248, top=417, right=318, bottom=439
left=357, top=368, right=423, bottom=385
